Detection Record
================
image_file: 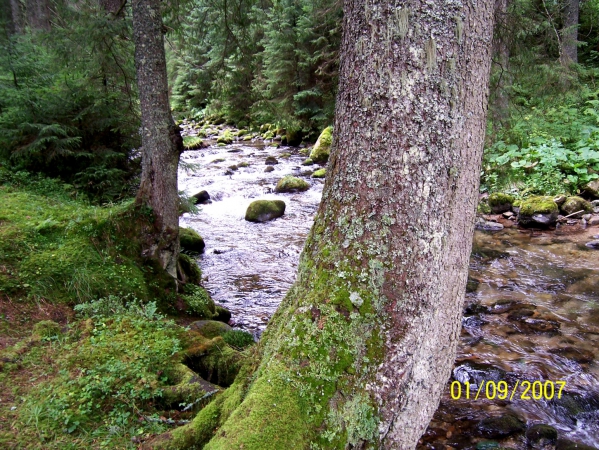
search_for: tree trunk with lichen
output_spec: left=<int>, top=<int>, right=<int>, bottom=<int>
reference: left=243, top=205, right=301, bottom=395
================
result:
left=25, top=0, right=50, bottom=31
left=560, top=0, right=578, bottom=65
left=132, top=0, right=183, bottom=278
left=146, top=0, right=494, bottom=448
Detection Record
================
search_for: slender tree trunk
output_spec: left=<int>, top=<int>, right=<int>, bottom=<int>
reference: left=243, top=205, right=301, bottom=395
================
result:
left=560, top=0, right=578, bottom=64
left=147, top=0, right=494, bottom=448
left=26, top=0, right=50, bottom=31
left=10, top=0, right=22, bottom=33
left=131, top=0, right=183, bottom=278
left=491, top=0, right=511, bottom=132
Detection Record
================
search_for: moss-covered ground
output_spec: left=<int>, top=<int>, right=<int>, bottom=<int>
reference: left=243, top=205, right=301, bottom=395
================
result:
left=0, top=168, right=250, bottom=449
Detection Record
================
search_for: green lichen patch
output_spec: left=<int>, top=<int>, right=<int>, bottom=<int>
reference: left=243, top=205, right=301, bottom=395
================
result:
left=245, top=200, right=286, bottom=222
left=309, top=126, right=333, bottom=163
left=275, top=176, right=310, bottom=193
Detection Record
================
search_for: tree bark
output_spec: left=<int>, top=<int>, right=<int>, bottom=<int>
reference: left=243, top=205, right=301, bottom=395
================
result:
left=491, top=0, right=511, bottom=132
left=132, top=0, right=183, bottom=278
left=560, top=0, right=578, bottom=64
left=26, top=0, right=50, bottom=31
left=147, top=0, right=494, bottom=448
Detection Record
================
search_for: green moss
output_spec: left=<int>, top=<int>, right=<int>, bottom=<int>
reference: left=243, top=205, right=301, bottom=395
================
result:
left=216, top=130, right=234, bottom=144
left=32, top=320, right=61, bottom=339
left=222, top=330, right=255, bottom=349
left=488, top=193, right=514, bottom=207
left=189, top=320, right=230, bottom=338
left=181, top=287, right=217, bottom=318
left=312, top=168, right=326, bottom=178
left=183, top=135, right=205, bottom=150
left=309, top=126, right=333, bottom=163
left=245, top=200, right=286, bottom=222
left=204, top=362, right=308, bottom=450
left=179, top=227, right=205, bottom=253
left=275, top=176, right=310, bottom=193
left=477, top=202, right=492, bottom=214
left=519, top=196, right=558, bottom=215
left=302, top=158, right=314, bottom=166
left=561, top=196, right=592, bottom=215
left=177, top=254, right=202, bottom=285
left=238, top=161, right=250, bottom=168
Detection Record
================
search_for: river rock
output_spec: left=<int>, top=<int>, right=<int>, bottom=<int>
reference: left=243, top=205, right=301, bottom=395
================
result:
left=476, top=414, right=525, bottom=438
left=550, top=392, right=599, bottom=426
left=585, top=240, right=599, bottom=249
left=245, top=200, right=286, bottom=222
left=265, top=156, right=278, bottom=165
left=264, top=166, right=275, bottom=173
left=488, top=300, right=516, bottom=314
left=189, top=320, right=232, bottom=338
left=193, top=190, right=211, bottom=204
left=453, top=362, right=508, bottom=386
left=309, top=126, right=332, bottom=163
left=589, top=216, right=599, bottom=226
left=556, top=439, right=598, bottom=450
left=548, top=346, right=594, bottom=364
left=515, top=317, right=560, bottom=334
left=312, top=168, right=326, bottom=178
left=584, top=179, right=599, bottom=198
left=476, top=220, right=504, bottom=232
left=488, top=193, right=515, bottom=214
left=180, top=227, right=205, bottom=253
left=275, top=175, right=310, bottom=193
left=561, top=196, right=592, bottom=217
left=518, top=196, right=559, bottom=227
left=526, top=424, right=558, bottom=449
left=214, top=305, right=232, bottom=324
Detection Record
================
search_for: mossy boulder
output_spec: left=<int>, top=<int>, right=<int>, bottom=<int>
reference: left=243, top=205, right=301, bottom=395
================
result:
left=561, top=196, right=592, bottom=217
left=189, top=320, right=232, bottom=339
left=584, top=179, right=599, bottom=198
left=180, top=227, right=205, bottom=253
left=265, top=156, right=278, bottom=165
left=275, top=176, right=310, bottom=193
left=177, top=254, right=202, bottom=285
left=302, top=158, right=314, bottom=166
left=526, top=424, right=558, bottom=449
left=214, top=305, right=232, bottom=323
left=262, top=130, right=275, bottom=140
left=32, top=320, right=61, bottom=339
left=309, top=126, right=333, bottom=163
left=193, top=190, right=211, bottom=204
left=245, top=200, right=286, bottom=222
left=312, top=168, right=326, bottom=178
left=216, top=130, right=234, bottom=144
left=476, top=414, right=525, bottom=438
left=488, top=193, right=515, bottom=214
left=518, top=196, right=559, bottom=227
left=286, top=128, right=303, bottom=146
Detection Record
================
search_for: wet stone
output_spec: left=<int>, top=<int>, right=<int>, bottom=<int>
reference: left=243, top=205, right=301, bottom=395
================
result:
left=556, top=439, right=598, bottom=450
left=526, top=424, right=558, bottom=449
left=548, top=346, right=594, bottom=364
left=488, top=300, right=516, bottom=314
left=264, top=165, right=275, bottom=172
left=476, top=413, right=525, bottom=438
left=515, top=317, right=560, bottom=334
left=453, top=362, right=508, bottom=386
left=585, top=240, right=599, bottom=249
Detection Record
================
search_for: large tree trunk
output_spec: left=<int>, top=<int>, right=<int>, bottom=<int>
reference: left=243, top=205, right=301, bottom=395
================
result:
left=132, top=0, right=183, bottom=278
left=147, top=0, right=494, bottom=448
left=560, top=0, right=578, bottom=64
left=26, top=0, right=50, bottom=31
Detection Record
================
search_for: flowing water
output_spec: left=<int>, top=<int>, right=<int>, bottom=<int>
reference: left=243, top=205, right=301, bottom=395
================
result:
left=179, top=140, right=599, bottom=449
